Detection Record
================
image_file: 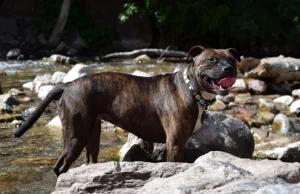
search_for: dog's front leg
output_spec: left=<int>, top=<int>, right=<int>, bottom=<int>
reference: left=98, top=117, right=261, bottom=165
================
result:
left=166, top=135, right=186, bottom=162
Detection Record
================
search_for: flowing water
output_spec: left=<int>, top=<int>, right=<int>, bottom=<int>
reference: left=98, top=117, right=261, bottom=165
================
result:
left=0, top=59, right=184, bottom=193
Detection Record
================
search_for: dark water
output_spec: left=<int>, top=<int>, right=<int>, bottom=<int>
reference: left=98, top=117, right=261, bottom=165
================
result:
left=0, top=60, right=183, bottom=193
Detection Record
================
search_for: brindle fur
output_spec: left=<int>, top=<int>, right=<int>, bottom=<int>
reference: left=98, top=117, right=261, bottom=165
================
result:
left=14, top=46, right=239, bottom=176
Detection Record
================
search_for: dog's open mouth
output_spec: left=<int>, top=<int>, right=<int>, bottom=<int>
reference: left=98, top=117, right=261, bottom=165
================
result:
left=203, top=75, right=236, bottom=91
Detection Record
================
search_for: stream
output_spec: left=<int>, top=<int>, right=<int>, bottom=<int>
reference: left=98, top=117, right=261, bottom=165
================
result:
left=0, top=59, right=183, bottom=193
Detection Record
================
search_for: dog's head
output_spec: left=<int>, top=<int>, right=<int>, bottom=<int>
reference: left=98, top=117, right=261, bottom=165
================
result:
left=187, top=46, right=239, bottom=96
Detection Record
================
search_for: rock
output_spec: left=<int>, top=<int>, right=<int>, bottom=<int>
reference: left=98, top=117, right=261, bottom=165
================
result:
left=184, top=111, right=254, bottom=162
left=245, top=55, right=300, bottom=82
left=207, top=100, right=226, bottom=111
left=0, top=102, right=12, bottom=113
left=267, top=82, right=292, bottom=95
left=46, top=116, right=62, bottom=130
left=22, top=82, right=35, bottom=91
left=251, top=126, right=269, bottom=140
left=18, top=96, right=33, bottom=103
left=6, top=48, right=21, bottom=59
left=292, top=89, right=300, bottom=97
left=48, top=54, right=76, bottom=64
left=196, top=151, right=300, bottom=183
left=237, top=57, right=261, bottom=74
left=215, top=94, right=235, bottom=103
left=230, top=78, right=248, bottom=93
left=289, top=117, right=300, bottom=133
left=37, top=85, right=55, bottom=100
left=254, top=136, right=300, bottom=162
left=272, top=113, right=291, bottom=134
left=133, top=54, right=151, bottom=64
left=247, top=79, right=267, bottom=94
left=52, top=151, right=300, bottom=194
left=290, top=99, right=300, bottom=114
left=0, top=94, right=19, bottom=106
left=258, top=98, right=278, bottom=114
left=63, top=64, right=93, bottom=83
left=51, top=71, right=66, bottom=85
left=258, top=111, right=275, bottom=123
left=8, top=88, right=25, bottom=96
left=132, top=70, right=153, bottom=77
left=120, top=111, right=254, bottom=163
left=273, top=95, right=294, bottom=106
left=120, top=133, right=166, bottom=162
left=34, top=74, right=52, bottom=83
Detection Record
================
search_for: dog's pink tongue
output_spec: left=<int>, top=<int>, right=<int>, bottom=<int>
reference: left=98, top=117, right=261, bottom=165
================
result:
left=218, top=77, right=236, bottom=88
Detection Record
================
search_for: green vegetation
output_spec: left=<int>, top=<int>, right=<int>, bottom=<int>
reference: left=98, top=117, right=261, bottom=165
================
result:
left=33, top=0, right=116, bottom=47
left=120, top=0, right=300, bottom=56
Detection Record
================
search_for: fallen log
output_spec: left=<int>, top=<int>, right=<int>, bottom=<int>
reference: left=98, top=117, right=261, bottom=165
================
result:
left=101, top=48, right=188, bottom=62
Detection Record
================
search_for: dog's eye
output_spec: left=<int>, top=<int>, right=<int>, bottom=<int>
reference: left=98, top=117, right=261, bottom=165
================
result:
left=207, top=58, right=217, bottom=63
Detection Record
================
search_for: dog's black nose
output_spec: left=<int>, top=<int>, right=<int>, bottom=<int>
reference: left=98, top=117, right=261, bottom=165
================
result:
left=222, top=66, right=233, bottom=73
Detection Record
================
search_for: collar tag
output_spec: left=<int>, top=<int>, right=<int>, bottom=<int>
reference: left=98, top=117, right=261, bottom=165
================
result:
left=183, top=68, right=216, bottom=108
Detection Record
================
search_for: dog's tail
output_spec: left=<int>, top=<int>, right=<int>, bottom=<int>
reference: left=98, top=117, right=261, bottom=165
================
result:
left=14, top=86, right=64, bottom=138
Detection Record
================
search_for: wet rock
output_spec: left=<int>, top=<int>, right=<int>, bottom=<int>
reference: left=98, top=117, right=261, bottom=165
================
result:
left=38, top=85, right=55, bottom=100
left=230, top=78, right=248, bottom=93
left=234, top=93, right=252, bottom=104
left=53, top=151, right=300, bottom=194
left=215, top=94, right=235, bottom=103
left=238, top=57, right=261, bottom=74
left=245, top=55, right=300, bottom=82
left=292, top=89, right=300, bottom=97
left=273, top=95, right=294, bottom=106
left=133, top=54, right=151, bottom=64
left=272, top=114, right=291, bottom=134
left=6, top=48, right=21, bottom=59
left=258, top=98, right=278, bottom=114
left=224, top=106, right=256, bottom=120
left=0, top=94, right=19, bottom=106
left=8, top=88, right=25, bottom=96
left=247, top=79, right=267, bottom=94
left=51, top=71, right=66, bottom=85
left=207, top=100, right=226, bottom=111
left=63, top=64, right=93, bottom=83
left=258, top=111, right=275, bottom=123
left=254, top=136, right=300, bottom=162
left=290, top=99, right=300, bottom=114
left=47, top=54, right=76, bottom=64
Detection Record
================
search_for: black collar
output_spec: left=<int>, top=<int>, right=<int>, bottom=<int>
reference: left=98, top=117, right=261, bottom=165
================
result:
left=183, top=68, right=216, bottom=108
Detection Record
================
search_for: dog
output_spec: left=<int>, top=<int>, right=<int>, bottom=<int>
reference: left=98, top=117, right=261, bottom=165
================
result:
left=14, top=46, right=239, bottom=176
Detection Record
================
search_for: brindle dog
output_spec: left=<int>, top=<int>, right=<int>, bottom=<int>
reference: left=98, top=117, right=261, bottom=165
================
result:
left=14, top=46, right=239, bottom=176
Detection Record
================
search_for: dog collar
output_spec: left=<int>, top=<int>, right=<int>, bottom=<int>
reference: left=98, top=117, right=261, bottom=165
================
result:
left=183, top=68, right=216, bottom=108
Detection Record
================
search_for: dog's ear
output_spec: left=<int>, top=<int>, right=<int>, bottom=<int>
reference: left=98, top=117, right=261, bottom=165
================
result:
left=187, top=45, right=205, bottom=59
left=227, top=48, right=241, bottom=62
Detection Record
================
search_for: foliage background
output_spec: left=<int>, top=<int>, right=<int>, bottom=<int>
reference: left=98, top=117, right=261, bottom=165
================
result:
left=32, top=0, right=300, bottom=57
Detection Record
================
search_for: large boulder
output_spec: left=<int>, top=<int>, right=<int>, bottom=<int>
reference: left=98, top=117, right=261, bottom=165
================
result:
left=245, top=55, right=300, bottom=82
left=52, top=151, right=300, bottom=194
left=120, top=111, right=254, bottom=163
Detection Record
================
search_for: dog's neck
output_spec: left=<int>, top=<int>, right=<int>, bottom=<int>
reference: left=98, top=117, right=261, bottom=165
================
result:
left=183, top=68, right=216, bottom=108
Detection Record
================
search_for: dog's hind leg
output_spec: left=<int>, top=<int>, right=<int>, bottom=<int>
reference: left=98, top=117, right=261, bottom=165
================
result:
left=85, top=118, right=101, bottom=164
left=53, top=112, right=96, bottom=176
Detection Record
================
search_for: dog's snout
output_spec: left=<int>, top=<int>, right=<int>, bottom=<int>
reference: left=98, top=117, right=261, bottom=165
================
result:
left=222, top=65, right=234, bottom=73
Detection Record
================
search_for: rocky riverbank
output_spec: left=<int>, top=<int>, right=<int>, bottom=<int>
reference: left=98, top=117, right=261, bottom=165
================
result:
left=1, top=54, right=300, bottom=193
